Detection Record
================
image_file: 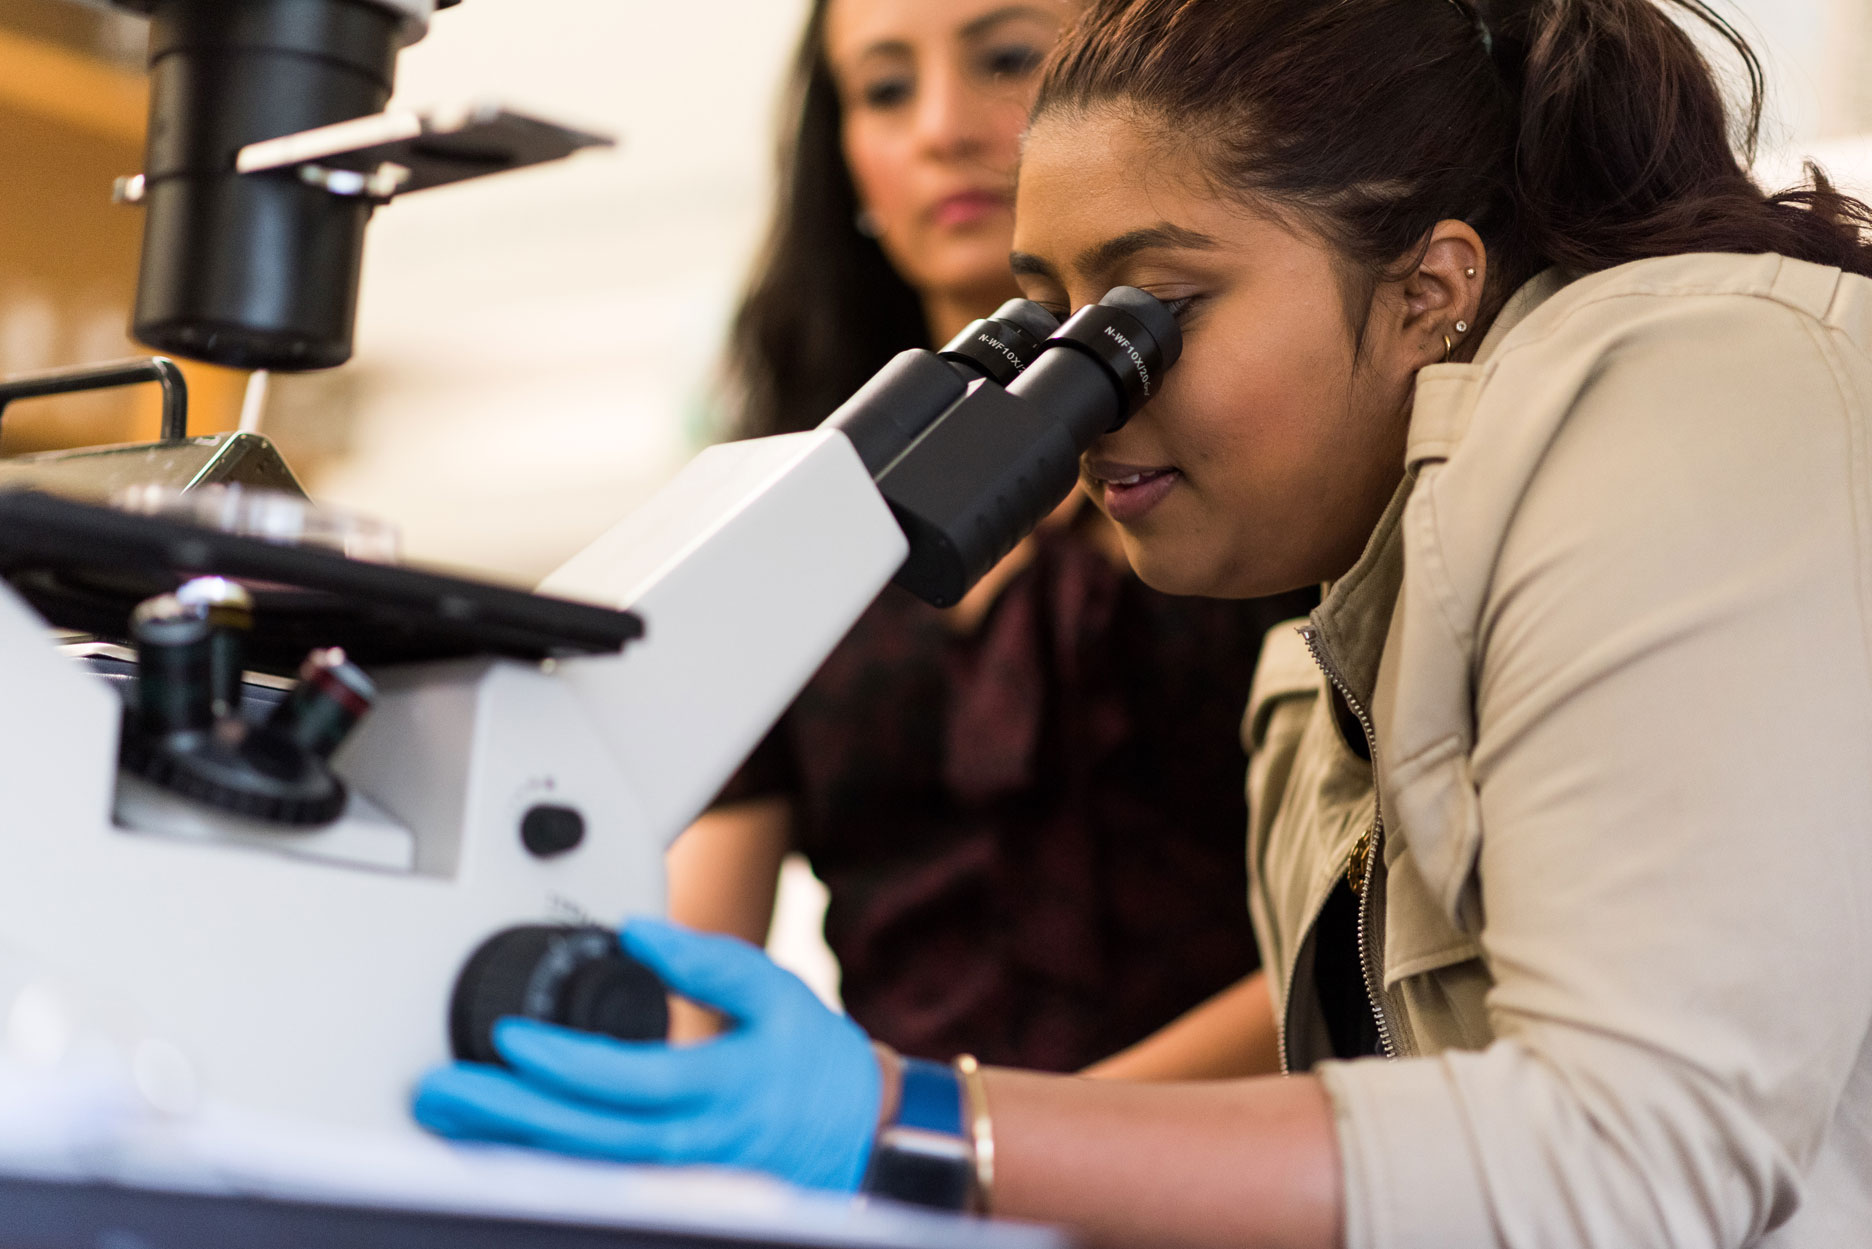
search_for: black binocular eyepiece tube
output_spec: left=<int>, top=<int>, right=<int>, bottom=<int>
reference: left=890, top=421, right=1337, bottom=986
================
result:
left=821, top=299, right=1062, bottom=477
left=1008, top=286, right=1183, bottom=443
left=871, top=286, right=1183, bottom=606
left=939, top=298, right=1063, bottom=387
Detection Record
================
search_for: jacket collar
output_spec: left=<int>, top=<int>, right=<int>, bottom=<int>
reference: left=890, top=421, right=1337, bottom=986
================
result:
left=1407, top=268, right=1571, bottom=470
left=1308, top=269, right=1572, bottom=710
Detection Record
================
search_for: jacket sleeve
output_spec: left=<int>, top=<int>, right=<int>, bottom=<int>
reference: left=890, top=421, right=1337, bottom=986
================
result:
left=1319, top=290, right=1872, bottom=1249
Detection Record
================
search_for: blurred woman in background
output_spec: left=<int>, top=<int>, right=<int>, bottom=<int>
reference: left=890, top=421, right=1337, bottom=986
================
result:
left=665, top=0, right=1315, bottom=1076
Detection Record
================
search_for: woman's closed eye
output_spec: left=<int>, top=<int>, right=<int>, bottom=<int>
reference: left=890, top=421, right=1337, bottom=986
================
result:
left=975, top=40, right=1046, bottom=84
left=1017, top=295, right=1196, bottom=324
left=857, top=74, right=914, bottom=111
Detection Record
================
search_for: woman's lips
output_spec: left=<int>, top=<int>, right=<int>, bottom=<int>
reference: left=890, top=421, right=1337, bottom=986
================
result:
left=928, top=190, right=1010, bottom=230
left=1087, top=463, right=1182, bottom=524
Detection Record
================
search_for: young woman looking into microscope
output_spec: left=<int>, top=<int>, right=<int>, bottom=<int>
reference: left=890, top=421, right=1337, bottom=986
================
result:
left=418, top=2, right=1872, bottom=1245
left=664, top=0, right=1309, bottom=1079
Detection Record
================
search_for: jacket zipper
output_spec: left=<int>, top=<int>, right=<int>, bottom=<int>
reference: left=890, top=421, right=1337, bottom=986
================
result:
left=1297, top=625, right=1398, bottom=1061
left=1276, top=911, right=1313, bottom=1075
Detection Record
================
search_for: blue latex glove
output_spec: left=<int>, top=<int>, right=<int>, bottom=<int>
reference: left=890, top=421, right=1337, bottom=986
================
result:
left=413, top=918, right=881, bottom=1192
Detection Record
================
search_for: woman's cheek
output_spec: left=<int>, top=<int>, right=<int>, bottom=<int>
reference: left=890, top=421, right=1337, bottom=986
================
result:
left=844, top=124, right=912, bottom=228
left=983, top=97, right=1035, bottom=168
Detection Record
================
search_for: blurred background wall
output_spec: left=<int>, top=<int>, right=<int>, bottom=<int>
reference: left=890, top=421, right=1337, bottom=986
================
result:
left=258, top=0, right=815, bottom=583
left=1730, top=0, right=1872, bottom=191
left=0, top=0, right=247, bottom=457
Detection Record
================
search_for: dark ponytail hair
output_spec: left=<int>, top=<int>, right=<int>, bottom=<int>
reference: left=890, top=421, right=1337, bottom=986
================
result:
left=722, top=0, right=929, bottom=440
left=1034, top=0, right=1872, bottom=337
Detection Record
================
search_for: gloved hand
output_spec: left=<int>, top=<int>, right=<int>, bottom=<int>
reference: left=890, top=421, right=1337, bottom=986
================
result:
left=413, top=918, right=882, bottom=1192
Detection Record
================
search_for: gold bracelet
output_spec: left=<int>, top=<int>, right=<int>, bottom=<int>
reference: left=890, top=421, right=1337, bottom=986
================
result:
left=871, top=1041, right=904, bottom=1130
left=953, top=1053, right=995, bottom=1213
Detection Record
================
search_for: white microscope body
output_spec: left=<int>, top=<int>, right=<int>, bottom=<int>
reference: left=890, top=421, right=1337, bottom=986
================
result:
left=0, top=428, right=905, bottom=1134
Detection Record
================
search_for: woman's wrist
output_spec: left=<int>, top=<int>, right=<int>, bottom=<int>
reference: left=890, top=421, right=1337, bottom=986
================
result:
left=859, top=1048, right=986, bottom=1212
left=871, top=1041, right=903, bottom=1131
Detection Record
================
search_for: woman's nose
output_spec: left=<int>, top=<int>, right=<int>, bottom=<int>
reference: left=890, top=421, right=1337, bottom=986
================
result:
left=911, top=64, right=990, bottom=162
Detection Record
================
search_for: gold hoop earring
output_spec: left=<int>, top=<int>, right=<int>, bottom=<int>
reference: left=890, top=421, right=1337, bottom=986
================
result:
left=1442, top=334, right=1455, bottom=362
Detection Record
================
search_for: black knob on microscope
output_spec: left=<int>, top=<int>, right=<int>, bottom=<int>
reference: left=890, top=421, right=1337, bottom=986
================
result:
left=449, top=925, right=669, bottom=1065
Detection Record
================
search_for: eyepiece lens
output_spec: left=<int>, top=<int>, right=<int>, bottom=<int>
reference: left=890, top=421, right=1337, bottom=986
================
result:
left=1099, top=286, right=1182, bottom=371
left=986, top=298, right=1062, bottom=342
left=939, top=298, right=1059, bottom=386
left=1033, top=287, right=1180, bottom=425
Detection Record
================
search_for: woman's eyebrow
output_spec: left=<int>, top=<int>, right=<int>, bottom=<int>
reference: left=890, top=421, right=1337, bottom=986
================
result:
left=1008, top=251, right=1058, bottom=279
left=857, top=6, right=1056, bottom=61
left=1075, top=224, right=1220, bottom=276
left=852, top=39, right=912, bottom=63
left=961, top=5, right=1063, bottom=40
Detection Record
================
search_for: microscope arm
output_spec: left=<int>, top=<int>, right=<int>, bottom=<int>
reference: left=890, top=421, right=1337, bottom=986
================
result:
left=539, top=429, right=907, bottom=849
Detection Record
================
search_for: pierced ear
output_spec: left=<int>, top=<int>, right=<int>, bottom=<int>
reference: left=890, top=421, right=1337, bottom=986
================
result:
left=1400, top=221, right=1486, bottom=342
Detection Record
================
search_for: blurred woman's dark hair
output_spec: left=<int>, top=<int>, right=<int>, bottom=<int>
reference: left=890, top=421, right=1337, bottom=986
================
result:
left=1035, top=0, right=1872, bottom=345
left=725, top=0, right=930, bottom=440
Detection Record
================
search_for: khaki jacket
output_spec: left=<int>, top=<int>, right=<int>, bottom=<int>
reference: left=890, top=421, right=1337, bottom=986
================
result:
left=1244, top=253, right=1872, bottom=1249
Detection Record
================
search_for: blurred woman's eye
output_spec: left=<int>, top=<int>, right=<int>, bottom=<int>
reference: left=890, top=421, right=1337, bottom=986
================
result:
left=858, top=75, right=913, bottom=110
left=978, top=41, right=1045, bottom=82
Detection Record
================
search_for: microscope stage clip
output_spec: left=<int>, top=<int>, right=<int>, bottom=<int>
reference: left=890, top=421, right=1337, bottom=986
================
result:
left=234, top=103, right=616, bottom=203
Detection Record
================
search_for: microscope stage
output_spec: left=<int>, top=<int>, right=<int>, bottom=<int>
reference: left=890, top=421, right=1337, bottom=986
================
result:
left=0, top=490, right=642, bottom=672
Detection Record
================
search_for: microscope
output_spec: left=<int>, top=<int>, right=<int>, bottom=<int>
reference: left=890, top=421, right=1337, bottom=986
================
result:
left=0, top=0, right=1177, bottom=1182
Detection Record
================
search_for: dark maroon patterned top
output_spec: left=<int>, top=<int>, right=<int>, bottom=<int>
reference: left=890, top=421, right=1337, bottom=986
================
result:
left=718, top=522, right=1317, bottom=1072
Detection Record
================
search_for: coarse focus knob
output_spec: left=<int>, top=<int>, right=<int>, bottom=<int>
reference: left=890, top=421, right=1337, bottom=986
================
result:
left=449, top=925, right=669, bottom=1065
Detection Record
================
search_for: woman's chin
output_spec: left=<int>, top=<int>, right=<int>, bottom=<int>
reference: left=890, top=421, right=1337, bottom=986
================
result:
left=1123, top=547, right=1229, bottom=599
left=1126, top=543, right=1311, bottom=601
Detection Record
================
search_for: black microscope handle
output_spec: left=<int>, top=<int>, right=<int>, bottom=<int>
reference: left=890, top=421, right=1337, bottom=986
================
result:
left=0, top=357, right=189, bottom=441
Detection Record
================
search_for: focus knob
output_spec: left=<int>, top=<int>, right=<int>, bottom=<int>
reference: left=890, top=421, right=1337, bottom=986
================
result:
left=449, top=925, right=668, bottom=1065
